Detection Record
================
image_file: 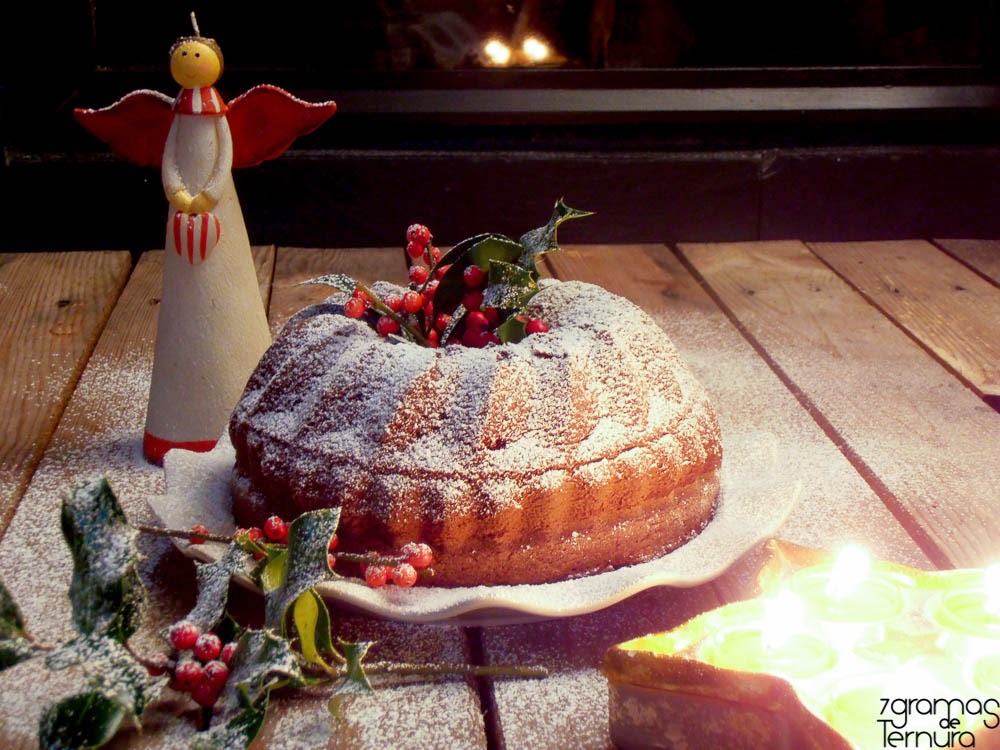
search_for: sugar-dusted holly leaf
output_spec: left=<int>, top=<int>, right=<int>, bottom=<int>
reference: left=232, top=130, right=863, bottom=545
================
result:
left=221, top=629, right=303, bottom=710
left=433, top=234, right=521, bottom=315
left=46, top=633, right=165, bottom=720
left=263, top=508, right=340, bottom=633
left=189, top=688, right=268, bottom=750
left=0, top=577, right=26, bottom=639
left=181, top=543, right=253, bottom=634
left=60, top=477, right=143, bottom=643
left=483, top=261, right=538, bottom=311
left=0, top=637, right=39, bottom=670
left=297, top=273, right=358, bottom=295
left=496, top=313, right=528, bottom=344
left=340, top=639, right=374, bottom=694
left=517, top=199, right=592, bottom=268
left=39, top=691, right=127, bottom=750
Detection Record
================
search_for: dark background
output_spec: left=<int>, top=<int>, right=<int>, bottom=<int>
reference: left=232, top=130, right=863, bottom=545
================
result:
left=3, top=1, right=999, bottom=253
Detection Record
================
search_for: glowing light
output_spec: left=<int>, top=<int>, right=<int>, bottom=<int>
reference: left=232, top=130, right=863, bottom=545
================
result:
left=762, top=589, right=805, bottom=652
left=521, top=36, right=550, bottom=62
left=985, top=564, right=1000, bottom=615
left=483, top=39, right=511, bottom=66
left=825, top=545, right=870, bottom=600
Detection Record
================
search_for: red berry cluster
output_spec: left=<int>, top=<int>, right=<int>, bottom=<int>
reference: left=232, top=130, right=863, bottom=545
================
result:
left=335, top=223, right=551, bottom=348
left=362, top=542, right=434, bottom=589
left=195, top=519, right=436, bottom=590
left=166, top=620, right=234, bottom=708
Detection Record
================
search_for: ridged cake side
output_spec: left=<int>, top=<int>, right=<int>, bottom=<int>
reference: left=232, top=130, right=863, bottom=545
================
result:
left=229, top=280, right=722, bottom=586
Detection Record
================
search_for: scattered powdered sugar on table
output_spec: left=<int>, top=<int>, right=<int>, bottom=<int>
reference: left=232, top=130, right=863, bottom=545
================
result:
left=0, top=354, right=164, bottom=645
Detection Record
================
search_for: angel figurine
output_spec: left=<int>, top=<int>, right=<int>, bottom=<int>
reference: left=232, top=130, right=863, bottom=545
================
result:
left=75, top=14, right=336, bottom=464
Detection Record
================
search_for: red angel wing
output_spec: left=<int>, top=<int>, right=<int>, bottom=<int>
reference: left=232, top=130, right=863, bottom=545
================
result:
left=73, top=89, right=174, bottom=167
left=227, top=84, right=337, bottom=168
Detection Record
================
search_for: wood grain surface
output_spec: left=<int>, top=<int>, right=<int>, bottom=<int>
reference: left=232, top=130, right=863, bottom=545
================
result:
left=809, top=239, right=1000, bottom=399
left=0, top=250, right=130, bottom=537
left=935, top=238, right=1000, bottom=284
left=678, top=240, right=1000, bottom=568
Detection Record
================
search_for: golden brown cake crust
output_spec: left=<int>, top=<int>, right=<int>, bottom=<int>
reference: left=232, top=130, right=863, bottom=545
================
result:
left=229, top=280, right=722, bottom=586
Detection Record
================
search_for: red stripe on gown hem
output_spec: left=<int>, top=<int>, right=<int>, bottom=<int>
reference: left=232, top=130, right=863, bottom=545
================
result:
left=187, top=215, right=195, bottom=264
left=143, top=431, right=218, bottom=465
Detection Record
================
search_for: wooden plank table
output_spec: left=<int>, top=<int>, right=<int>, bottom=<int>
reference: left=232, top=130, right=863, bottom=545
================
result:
left=0, top=239, right=997, bottom=749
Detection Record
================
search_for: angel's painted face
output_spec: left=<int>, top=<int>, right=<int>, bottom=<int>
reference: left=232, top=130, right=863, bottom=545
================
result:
left=170, top=40, right=222, bottom=89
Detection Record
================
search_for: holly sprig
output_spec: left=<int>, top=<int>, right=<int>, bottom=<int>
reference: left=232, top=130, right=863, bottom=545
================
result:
left=302, top=199, right=592, bottom=347
left=0, top=477, right=547, bottom=750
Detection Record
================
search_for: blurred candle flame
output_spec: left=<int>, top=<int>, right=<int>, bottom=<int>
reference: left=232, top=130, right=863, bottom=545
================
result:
left=484, top=39, right=511, bottom=66
left=521, top=36, right=550, bottom=62
left=825, top=545, right=870, bottom=601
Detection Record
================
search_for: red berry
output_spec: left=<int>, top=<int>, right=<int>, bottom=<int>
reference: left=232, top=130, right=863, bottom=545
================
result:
left=406, top=224, right=432, bottom=246
left=463, top=265, right=486, bottom=287
left=383, top=294, right=403, bottom=312
left=408, top=265, right=429, bottom=285
left=425, top=279, right=439, bottom=299
left=483, top=307, right=500, bottom=325
left=220, top=642, right=237, bottom=665
left=327, top=553, right=337, bottom=570
left=328, top=534, right=339, bottom=552
left=462, top=290, right=484, bottom=312
left=401, top=542, right=434, bottom=569
left=424, top=245, right=442, bottom=265
left=344, top=297, right=366, bottom=319
left=203, top=660, right=229, bottom=690
left=263, top=516, right=288, bottom=543
left=426, top=329, right=440, bottom=348
left=525, top=319, right=549, bottom=334
left=365, top=564, right=389, bottom=588
left=462, top=327, right=490, bottom=348
left=191, top=679, right=222, bottom=707
left=423, top=301, right=435, bottom=321
left=351, top=287, right=371, bottom=303
left=434, top=312, right=452, bottom=333
left=402, top=291, right=425, bottom=314
left=377, top=315, right=401, bottom=337
left=392, top=563, right=418, bottom=588
left=236, top=527, right=263, bottom=544
left=188, top=524, right=209, bottom=545
left=169, top=621, right=200, bottom=651
left=466, top=310, right=489, bottom=330
left=406, top=240, right=425, bottom=259
left=193, top=633, right=222, bottom=662
left=173, top=659, right=204, bottom=692
left=434, top=263, right=452, bottom=281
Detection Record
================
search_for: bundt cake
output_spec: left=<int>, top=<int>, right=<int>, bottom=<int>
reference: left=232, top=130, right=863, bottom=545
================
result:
left=229, top=278, right=722, bottom=586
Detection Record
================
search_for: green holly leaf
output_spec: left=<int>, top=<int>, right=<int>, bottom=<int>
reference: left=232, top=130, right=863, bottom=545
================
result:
left=298, top=273, right=358, bottom=295
left=221, top=629, right=303, bottom=710
left=258, top=548, right=287, bottom=593
left=263, top=509, right=340, bottom=634
left=39, top=691, right=127, bottom=750
left=61, top=477, right=143, bottom=643
left=0, top=637, right=39, bottom=670
left=432, top=234, right=521, bottom=315
left=483, top=261, right=538, bottom=311
left=0, top=577, right=26, bottom=639
left=181, top=543, right=253, bottom=634
left=496, top=314, right=528, bottom=344
left=517, top=199, right=593, bottom=268
left=292, top=589, right=336, bottom=669
left=340, top=640, right=374, bottom=694
left=190, top=691, right=268, bottom=750
left=46, top=634, right=165, bottom=720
